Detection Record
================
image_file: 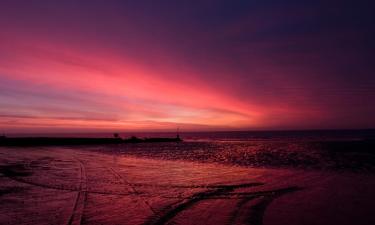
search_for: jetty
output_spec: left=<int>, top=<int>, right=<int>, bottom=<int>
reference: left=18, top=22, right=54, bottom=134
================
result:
left=0, top=135, right=182, bottom=146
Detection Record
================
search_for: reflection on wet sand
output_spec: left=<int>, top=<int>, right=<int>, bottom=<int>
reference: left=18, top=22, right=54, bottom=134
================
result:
left=0, top=147, right=374, bottom=225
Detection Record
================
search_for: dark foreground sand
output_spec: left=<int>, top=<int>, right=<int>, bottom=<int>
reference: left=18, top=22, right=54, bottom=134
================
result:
left=0, top=147, right=374, bottom=225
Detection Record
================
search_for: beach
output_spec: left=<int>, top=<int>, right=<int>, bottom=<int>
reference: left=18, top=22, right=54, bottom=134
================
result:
left=1, top=0, right=374, bottom=224
left=0, top=145, right=374, bottom=225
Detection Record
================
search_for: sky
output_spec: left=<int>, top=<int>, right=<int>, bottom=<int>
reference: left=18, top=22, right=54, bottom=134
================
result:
left=0, top=0, right=374, bottom=132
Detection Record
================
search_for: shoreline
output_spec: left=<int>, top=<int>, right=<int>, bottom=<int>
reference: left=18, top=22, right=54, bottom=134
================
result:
left=0, top=146, right=374, bottom=225
left=0, top=136, right=182, bottom=146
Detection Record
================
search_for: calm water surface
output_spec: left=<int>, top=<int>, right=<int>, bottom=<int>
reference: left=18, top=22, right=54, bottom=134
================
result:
left=52, top=130, right=375, bottom=172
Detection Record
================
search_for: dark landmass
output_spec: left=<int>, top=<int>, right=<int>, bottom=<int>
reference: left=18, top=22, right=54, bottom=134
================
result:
left=0, top=136, right=182, bottom=146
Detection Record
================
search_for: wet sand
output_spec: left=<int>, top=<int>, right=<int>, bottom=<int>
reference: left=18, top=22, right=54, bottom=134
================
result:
left=0, top=146, right=374, bottom=225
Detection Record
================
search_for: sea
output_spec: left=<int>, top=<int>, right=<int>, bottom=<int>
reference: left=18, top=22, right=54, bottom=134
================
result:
left=6, top=129, right=375, bottom=172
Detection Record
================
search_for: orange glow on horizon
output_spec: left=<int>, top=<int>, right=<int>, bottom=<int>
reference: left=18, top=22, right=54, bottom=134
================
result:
left=0, top=37, right=275, bottom=131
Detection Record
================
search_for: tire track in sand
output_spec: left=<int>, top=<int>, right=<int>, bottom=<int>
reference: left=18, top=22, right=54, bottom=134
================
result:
left=143, top=184, right=300, bottom=225
left=108, top=166, right=158, bottom=215
left=67, top=159, right=87, bottom=225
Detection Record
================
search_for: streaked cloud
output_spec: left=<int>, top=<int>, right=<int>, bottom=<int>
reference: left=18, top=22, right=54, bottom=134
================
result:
left=0, top=1, right=374, bottom=131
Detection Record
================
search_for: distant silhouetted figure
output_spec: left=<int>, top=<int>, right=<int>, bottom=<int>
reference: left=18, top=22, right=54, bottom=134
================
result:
left=176, top=127, right=180, bottom=140
left=113, top=133, right=120, bottom=139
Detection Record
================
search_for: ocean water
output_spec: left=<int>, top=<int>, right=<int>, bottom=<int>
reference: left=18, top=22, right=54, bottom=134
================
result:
left=54, top=129, right=375, bottom=172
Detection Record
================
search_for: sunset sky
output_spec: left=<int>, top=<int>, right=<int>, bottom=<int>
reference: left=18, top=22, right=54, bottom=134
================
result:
left=0, top=1, right=374, bottom=132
